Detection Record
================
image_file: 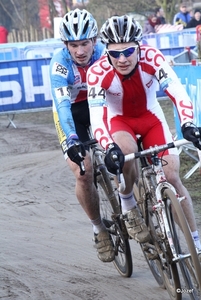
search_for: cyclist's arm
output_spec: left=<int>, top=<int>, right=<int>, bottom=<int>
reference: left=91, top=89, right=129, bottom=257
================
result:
left=154, top=54, right=194, bottom=126
left=87, top=56, right=114, bottom=149
left=87, top=84, right=113, bottom=149
left=49, top=57, right=77, bottom=140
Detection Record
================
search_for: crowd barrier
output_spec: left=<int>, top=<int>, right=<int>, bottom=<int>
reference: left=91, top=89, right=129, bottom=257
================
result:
left=0, top=40, right=62, bottom=127
left=142, top=28, right=197, bottom=58
left=0, top=39, right=63, bottom=61
left=0, top=60, right=200, bottom=118
left=143, top=28, right=198, bottom=66
left=0, top=58, right=52, bottom=114
left=0, top=28, right=197, bottom=62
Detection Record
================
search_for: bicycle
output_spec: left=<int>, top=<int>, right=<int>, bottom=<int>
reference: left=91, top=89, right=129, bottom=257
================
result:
left=118, top=137, right=201, bottom=300
left=80, top=138, right=133, bottom=278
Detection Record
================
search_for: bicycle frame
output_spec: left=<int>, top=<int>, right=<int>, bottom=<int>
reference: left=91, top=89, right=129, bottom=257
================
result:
left=119, top=137, right=201, bottom=291
left=141, top=154, right=191, bottom=263
left=119, top=138, right=201, bottom=260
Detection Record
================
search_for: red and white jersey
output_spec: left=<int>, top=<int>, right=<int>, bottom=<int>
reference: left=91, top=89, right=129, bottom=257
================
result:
left=87, top=45, right=194, bottom=149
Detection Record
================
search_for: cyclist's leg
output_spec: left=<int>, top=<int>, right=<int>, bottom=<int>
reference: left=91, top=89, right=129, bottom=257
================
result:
left=67, top=152, right=99, bottom=220
left=53, top=104, right=115, bottom=262
left=67, top=154, right=115, bottom=262
left=54, top=101, right=100, bottom=222
left=112, top=131, right=138, bottom=193
left=110, top=119, right=150, bottom=243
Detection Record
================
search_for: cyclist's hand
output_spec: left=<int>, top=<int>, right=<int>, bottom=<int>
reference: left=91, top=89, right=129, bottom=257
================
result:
left=104, top=143, right=124, bottom=175
left=67, top=138, right=86, bottom=165
left=181, top=122, right=201, bottom=150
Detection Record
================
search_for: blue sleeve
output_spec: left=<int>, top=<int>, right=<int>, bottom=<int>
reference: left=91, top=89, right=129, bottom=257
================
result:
left=49, top=50, right=77, bottom=140
left=93, top=42, right=106, bottom=62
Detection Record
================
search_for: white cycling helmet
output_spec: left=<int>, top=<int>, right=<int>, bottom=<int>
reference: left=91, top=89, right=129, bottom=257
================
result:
left=100, top=15, right=143, bottom=44
left=59, top=8, right=98, bottom=41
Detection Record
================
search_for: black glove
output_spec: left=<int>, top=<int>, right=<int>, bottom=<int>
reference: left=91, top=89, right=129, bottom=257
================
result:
left=67, top=138, right=86, bottom=165
left=181, top=122, right=201, bottom=150
left=104, top=143, right=124, bottom=175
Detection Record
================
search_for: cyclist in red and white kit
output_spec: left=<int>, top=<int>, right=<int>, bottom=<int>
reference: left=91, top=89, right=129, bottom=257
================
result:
left=87, top=15, right=201, bottom=250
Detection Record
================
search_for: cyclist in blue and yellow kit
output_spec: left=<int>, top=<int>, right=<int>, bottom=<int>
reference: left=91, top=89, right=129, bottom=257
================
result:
left=49, top=9, right=115, bottom=263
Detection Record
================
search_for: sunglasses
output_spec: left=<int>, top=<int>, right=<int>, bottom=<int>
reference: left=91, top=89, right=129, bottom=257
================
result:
left=107, top=46, right=138, bottom=59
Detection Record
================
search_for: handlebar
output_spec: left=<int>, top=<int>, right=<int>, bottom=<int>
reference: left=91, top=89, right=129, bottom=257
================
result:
left=78, top=131, right=201, bottom=177
left=78, top=139, right=98, bottom=175
left=118, top=138, right=198, bottom=192
left=123, top=138, right=192, bottom=162
left=79, top=160, right=85, bottom=176
left=83, top=138, right=98, bottom=147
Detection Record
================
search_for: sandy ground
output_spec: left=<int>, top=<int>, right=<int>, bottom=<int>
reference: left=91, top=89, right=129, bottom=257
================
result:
left=0, top=111, right=197, bottom=300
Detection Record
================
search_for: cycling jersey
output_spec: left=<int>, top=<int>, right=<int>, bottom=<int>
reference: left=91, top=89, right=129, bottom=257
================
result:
left=49, top=41, right=105, bottom=147
left=87, top=45, right=194, bottom=152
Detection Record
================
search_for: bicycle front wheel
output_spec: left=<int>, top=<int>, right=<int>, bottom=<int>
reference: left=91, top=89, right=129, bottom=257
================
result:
left=97, top=167, right=133, bottom=278
left=137, top=180, right=170, bottom=289
left=163, top=188, right=201, bottom=299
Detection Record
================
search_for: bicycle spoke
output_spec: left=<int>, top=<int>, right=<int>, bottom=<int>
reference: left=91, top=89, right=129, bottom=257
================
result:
left=164, top=189, right=201, bottom=300
left=138, top=180, right=181, bottom=299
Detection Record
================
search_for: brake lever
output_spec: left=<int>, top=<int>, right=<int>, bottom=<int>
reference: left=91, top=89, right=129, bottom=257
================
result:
left=112, top=153, right=126, bottom=192
left=195, top=129, right=200, bottom=138
left=112, top=153, right=120, bottom=180
left=79, top=161, right=85, bottom=175
left=194, top=128, right=201, bottom=149
left=78, top=152, right=85, bottom=176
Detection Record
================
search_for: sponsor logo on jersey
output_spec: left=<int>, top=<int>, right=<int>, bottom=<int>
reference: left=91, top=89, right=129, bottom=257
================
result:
left=74, top=75, right=80, bottom=84
left=52, top=62, right=68, bottom=78
left=161, top=78, right=172, bottom=90
left=146, top=79, right=153, bottom=88
left=88, top=99, right=106, bottom=107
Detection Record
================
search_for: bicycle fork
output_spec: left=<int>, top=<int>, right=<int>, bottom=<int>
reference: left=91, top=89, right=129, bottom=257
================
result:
left=154, top=184, right=191, bottom=263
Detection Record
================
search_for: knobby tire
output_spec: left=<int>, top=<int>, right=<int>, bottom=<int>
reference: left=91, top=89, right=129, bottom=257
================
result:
left=163, top=188, right=201, bottom=300
left=137, top=181, right=181, bottom=300
left=97, top=166, right=133, bottom=278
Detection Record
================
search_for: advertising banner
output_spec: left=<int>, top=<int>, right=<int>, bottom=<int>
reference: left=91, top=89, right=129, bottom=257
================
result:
left=0, top=58, right=52, bottom=113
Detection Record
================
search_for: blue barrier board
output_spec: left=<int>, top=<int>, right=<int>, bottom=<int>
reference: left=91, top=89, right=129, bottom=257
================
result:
left=0, top=58, right=52, bottom=112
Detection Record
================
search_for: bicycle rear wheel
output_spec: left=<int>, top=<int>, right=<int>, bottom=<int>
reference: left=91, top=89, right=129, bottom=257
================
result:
left=163, top=188, right=201, bottom=300
left=96, top=166, right=133, bottom=278
left=137, top=180, right=181, bottom=299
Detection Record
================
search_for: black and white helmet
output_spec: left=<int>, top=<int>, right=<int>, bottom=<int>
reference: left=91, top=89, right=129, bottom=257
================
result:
left=59, top=8, right=98, bottom=41
left=100, top=15, right=142, bottom=44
